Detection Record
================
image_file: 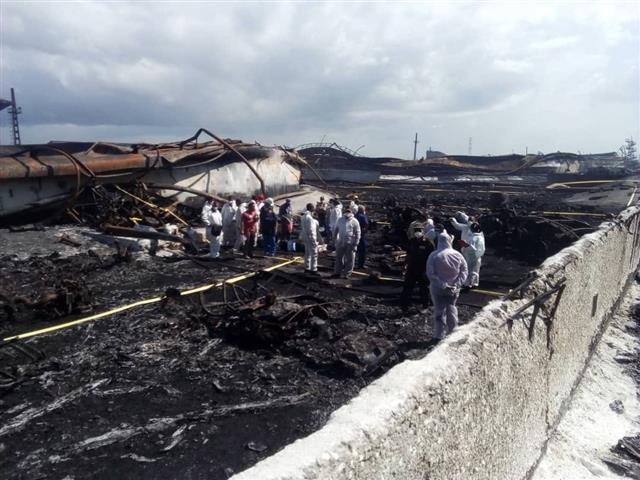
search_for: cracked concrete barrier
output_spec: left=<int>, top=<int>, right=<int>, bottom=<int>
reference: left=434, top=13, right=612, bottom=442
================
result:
left=233, top=206, right=640, bottom=480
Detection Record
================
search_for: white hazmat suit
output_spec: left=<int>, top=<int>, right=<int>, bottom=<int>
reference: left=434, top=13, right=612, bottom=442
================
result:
left=464, top=230, right=485, bottom=287
left=424, top=219, right=438, bottom=243
left=328, top=203, right=343, bottom=240
left=333, top=212, right=361, bottom=278
left=301, top=210, right=320, bottom=272
left=221, top=201, right=237, bottom=247
left=450, top=212, right=479, bottom=285
left=426, top=232, right=468, bottom=340
left=450, top=213, right=472, bottom=244
left=233, top=202, right=247, bottom=251
left=202, top=204, right=223, bottom=258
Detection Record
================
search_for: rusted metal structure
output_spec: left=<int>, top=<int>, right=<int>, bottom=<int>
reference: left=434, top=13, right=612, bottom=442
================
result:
left=298, top=144, right=633, bottom=184
left=0, top=128, right=319, bottom=223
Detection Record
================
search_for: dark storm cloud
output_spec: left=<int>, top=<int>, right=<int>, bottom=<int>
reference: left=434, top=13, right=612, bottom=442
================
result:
left=0, top=1, right=638, bottom=155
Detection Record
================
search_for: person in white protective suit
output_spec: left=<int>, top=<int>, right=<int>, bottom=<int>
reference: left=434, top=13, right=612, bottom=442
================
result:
left=450, top=211, right=472, bottom=245
left=221, top=198, right=237, bottom=247
left=254, top=194, right=265, bottom=247
left=449, top=211, right=476, bottom=271
left=463, top=222, right=485, bottom=287
left=327, top=199, right=343, bottom=244
left=201, top=198, right=213, bottom=224
left=426, top=232, right=468, bottom=342
left=331, top=207, right=361, bottom=279
left=201, top=199, right=223, bottom=258
left=423, top=218, right=435, bottom=241
left=426, top=220, right=447, bottom=246
left=300, top=203, right=320, bottom=274
left=233, top=201, right=247, bottom=251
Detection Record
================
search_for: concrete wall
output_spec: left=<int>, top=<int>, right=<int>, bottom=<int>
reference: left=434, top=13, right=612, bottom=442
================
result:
left=233, top=206, right=640, bottom=480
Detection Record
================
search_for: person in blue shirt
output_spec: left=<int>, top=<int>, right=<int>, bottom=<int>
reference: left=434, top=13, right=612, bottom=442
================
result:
left=260, top=203, right=278, bottom=256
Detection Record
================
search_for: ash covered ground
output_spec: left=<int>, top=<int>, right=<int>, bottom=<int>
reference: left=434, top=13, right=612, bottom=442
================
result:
left=0, top=181, right=623, bottom=479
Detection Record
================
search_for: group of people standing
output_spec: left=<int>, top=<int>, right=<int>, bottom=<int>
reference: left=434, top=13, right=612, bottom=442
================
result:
left=200, top=195, right=296, bottom=259
left=402, top=210, right=486, bottom=343
left=200, top=195, right=369, bottom=280
left=314, top=196, right=369, bottom=278
left=204, top=194, right=485, bottom=344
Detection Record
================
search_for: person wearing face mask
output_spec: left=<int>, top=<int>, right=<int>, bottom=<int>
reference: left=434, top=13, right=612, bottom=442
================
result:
left=331, top=207, right=361, bottom=279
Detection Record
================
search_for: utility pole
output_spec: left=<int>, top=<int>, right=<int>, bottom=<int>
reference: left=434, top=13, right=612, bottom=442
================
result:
left=468, top=137, right=472, bottom=155
left=413, top=133, right=418, bottom=160
left=9, top=88, right=21, bottom=145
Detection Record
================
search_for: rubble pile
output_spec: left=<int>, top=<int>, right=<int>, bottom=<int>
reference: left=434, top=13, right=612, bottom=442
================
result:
left=0, top=176, right=621, bottom=480
left=0, top=249, right=467, bottom=478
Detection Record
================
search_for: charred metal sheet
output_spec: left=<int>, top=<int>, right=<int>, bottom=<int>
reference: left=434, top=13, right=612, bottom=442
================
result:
left=0, top=129, right=314, bottom=223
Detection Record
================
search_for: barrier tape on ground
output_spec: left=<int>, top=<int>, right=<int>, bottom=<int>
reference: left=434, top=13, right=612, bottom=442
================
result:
left=1, top=253, right=506, bottom=343
left=2, top=257, right=301, bottom=343
left=470, top=288, right=505, bottom=297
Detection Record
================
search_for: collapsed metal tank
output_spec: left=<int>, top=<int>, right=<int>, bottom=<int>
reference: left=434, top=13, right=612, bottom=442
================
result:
left=0, top=128, right=318, bottom=225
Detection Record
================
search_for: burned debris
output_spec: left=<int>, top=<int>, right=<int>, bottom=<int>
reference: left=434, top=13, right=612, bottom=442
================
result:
left=0, top=129, right=635, bottom=480
left=0, top=128, right=316, bottom=227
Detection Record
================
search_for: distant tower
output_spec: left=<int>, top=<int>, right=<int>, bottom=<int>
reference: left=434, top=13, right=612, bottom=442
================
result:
left=8, top=88, right=22, bottom=145
left=468, top=137, right=472, bottom=155
left=413, top=133, right=419, bottom=160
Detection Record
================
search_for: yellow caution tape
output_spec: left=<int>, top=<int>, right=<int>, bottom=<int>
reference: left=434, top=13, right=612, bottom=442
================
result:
left=3, top=257, right=301, bottom=343
left=2, top=297, right=164, bottom=342
left=471, top=288, right=505, bottom=297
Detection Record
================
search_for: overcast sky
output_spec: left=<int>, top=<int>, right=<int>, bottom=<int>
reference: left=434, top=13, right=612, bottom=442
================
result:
left=0, top=1, right=638, bottom=157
